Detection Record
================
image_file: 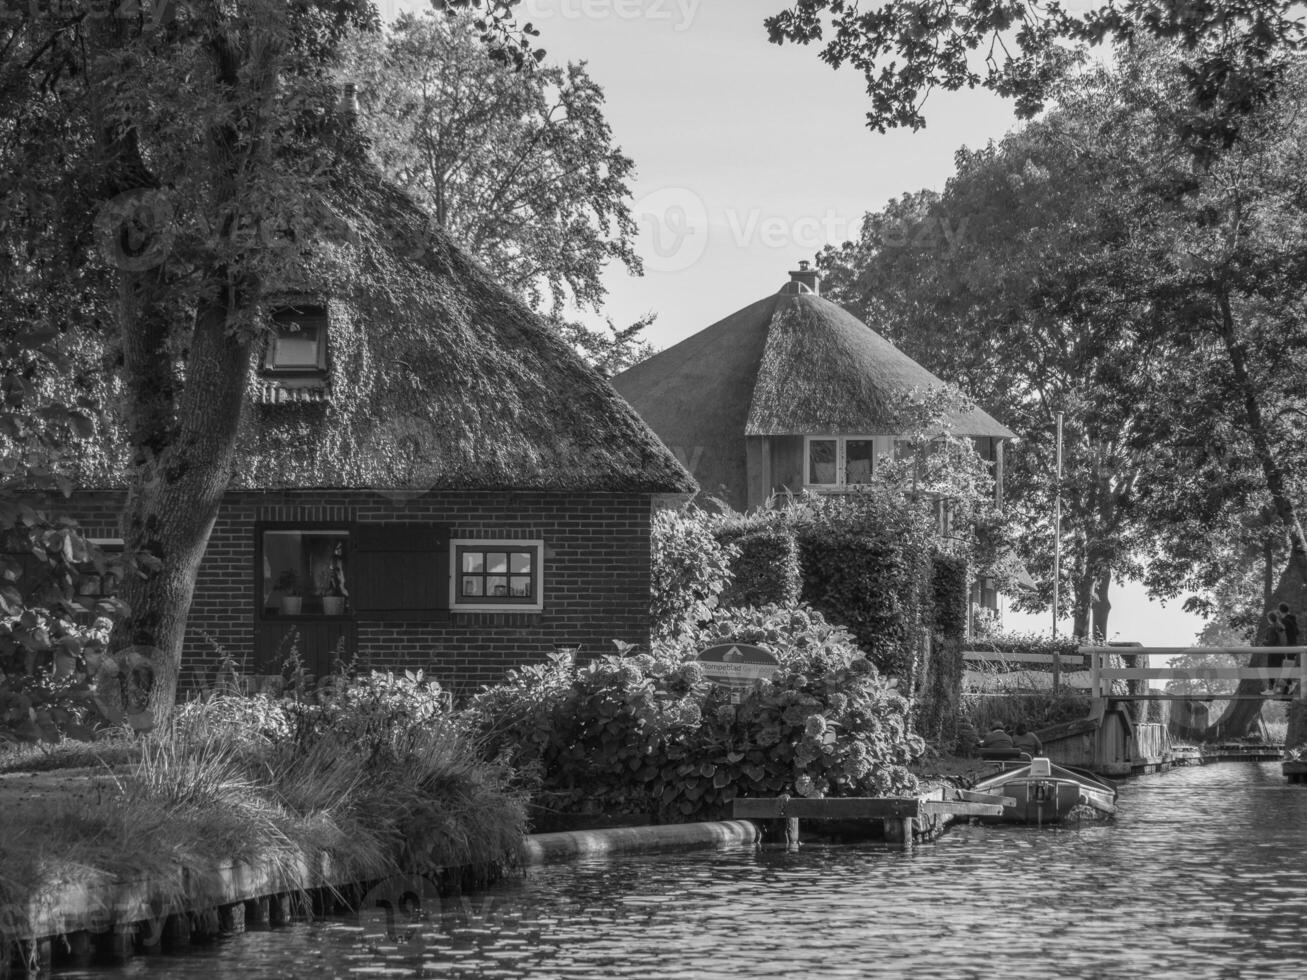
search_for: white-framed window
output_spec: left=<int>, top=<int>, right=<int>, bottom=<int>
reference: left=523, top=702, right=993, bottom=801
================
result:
left=264, top=304, right=328, bottom=374
left=450, top=539, right=544, bottom=612
left=804, top=435, right=879, bottom=489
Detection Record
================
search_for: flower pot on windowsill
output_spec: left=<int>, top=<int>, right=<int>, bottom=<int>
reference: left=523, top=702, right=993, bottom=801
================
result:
left=280, top=596, right=303, bottom=615
left=322, top=595, right=346, bottom=615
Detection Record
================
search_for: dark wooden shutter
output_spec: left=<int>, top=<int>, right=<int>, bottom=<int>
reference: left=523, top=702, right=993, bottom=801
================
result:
left=350, top=523, right=450, bottom=620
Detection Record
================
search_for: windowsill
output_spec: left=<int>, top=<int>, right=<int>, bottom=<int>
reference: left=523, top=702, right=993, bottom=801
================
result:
left=451, top=603, right=544, bottom=614
left=259, top=611, right=354, bottom=621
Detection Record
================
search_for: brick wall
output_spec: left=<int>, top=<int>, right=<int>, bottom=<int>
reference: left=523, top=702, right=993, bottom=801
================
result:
left=57, top=489, right=654, bottom=699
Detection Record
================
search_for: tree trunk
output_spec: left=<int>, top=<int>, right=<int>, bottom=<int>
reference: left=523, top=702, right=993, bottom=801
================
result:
left=1205, top=290, right=1307, bottom=738
left=116, top=287, right=253, bottom=722
left=1090, top=563, right=1112, bottom=641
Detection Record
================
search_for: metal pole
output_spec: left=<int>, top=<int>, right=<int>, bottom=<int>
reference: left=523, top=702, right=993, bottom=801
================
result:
left=1052, top=412, right=1063, bottom=641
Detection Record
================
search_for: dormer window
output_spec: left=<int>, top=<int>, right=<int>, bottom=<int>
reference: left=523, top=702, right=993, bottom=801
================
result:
left=264, top=305, right=328, bottom=375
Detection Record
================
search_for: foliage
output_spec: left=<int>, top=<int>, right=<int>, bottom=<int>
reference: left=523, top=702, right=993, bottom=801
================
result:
left=657, top=603, right=872, bottom=676
left=765, top=0, right=1304, bottom=136
left=917, top=553, right=970, bottom=751
left=822, top=45, right=1307, bottom=650
left=344, top=10, right=653, bottom=371
left=962, top=689, right=1093, bottom=749
left=963, top=631, right=1083, bottom=663
left=0, top=672, right=526, bottom=953
left=0, top=506, right=154, bottom=743
left=649, top=506, right=738, bottom=641
left=0, top=0, right=526, bottom=724
left=930, top=553, right=970, bottom=640
left=716, top=525, right=801, bottom=611
left=467, top=625, right=922, bottom=823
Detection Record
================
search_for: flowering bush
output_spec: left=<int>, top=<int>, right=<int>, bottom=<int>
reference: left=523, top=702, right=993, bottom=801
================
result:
left=469, top=617, right=922, bottom=824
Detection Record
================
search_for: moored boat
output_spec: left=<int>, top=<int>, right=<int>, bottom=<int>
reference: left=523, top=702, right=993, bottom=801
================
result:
left=971, top=756, right=1118, bottom=824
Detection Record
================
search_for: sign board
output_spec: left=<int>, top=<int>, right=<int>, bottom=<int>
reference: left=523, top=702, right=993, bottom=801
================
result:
left=696, top=643, right=780, bottom=703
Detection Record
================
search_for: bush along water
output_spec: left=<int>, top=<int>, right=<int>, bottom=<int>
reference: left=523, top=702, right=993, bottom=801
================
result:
left=468, top=605, right=923, bottom=825
left=0, top=668, right=526, bottom=952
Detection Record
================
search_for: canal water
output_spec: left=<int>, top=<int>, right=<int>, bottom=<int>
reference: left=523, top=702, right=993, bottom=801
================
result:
left=54, top=762, right=1307, bottom=979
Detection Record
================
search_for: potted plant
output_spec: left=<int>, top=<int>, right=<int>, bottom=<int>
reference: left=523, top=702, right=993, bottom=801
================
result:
left=275, top=569, right=303, bottom=615
left=321, top=543, right=348, bottom=615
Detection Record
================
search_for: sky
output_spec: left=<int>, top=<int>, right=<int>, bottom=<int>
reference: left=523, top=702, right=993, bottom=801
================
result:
left=386, top=0, right=1210, bottom=646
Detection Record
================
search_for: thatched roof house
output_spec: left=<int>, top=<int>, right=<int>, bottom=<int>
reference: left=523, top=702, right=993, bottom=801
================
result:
left=59, top=147, right=693, bottom=692
left=612, top=265, right=1013, bottom=510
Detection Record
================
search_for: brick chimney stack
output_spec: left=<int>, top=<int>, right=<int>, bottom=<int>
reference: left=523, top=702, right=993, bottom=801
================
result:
left=789, top=260, right=820, bottom=295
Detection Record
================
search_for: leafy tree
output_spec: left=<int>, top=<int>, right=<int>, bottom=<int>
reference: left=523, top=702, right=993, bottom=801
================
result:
left=765, top=0, right=1306, bottom=138
left=827, top=44, right=1307, bottom=736
left=343, top=10, right=651, bottom=371
left=0, top=0, right=523, bottom=725
left=821, top=77, right=1159, bottom=641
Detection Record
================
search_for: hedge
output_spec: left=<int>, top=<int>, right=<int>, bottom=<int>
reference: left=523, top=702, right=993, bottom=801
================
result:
left=796, top=526, right=930, bottom=680
left=716, top=527, right=801, bottom=610
left=916, top=553, right=969, bottom=751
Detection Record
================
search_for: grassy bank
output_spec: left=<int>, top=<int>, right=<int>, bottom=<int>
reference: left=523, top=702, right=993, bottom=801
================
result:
left=0, top=675, right=526, bottom=958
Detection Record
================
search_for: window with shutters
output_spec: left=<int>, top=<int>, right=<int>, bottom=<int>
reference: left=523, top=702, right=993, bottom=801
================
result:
left=349, top=523, right=451, bottom=621
left=260, top=528, right=350, bottom=617
left=451, top=539, right=544, bottom=612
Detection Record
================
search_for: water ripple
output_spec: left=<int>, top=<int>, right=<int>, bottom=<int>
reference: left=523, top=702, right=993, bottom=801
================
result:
left=53, top=762, right=1307, bottom=979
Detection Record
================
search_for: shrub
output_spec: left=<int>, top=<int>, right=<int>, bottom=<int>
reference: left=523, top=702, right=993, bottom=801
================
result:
left=470, top=614, right=923, bottom=825
left=657, top=603, right=869, bottom=678
left=650, top=507, right=737, bottom=641
left=717, top=527, right=801, bottom=610
left=796, top=526, right=930, bottom=679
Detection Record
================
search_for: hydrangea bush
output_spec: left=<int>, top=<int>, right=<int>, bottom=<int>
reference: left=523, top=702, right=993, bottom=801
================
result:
left=468, top=609, right=922, bottom=823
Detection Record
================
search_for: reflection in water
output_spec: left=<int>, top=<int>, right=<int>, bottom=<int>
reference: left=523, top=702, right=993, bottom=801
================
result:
left=55, top=763, right=1307, bottom=979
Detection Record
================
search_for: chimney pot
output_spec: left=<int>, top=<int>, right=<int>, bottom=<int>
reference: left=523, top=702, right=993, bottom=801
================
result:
left=787, top=261, right=821, bottom=296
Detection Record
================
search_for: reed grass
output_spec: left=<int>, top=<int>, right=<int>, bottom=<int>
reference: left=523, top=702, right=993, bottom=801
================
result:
left=0, top=692, right=527, bottom=949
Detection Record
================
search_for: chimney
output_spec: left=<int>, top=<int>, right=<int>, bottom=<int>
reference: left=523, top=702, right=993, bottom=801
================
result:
left=788, top=260, right=821, bottom=295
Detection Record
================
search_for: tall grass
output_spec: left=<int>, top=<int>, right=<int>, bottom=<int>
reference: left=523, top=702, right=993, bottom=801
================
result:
left=0, top=678, right=527, bottom=948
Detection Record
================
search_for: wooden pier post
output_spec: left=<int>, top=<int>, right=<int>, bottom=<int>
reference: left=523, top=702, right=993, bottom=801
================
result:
left=269, top=893, right=293, bottom=926
left=244, top=896, right=271, bottom=929
left=219, top=902, right=246, bottom=934
left=883, top=817, right=915, bottom=849
left=162, top=912, right=191, bottom=948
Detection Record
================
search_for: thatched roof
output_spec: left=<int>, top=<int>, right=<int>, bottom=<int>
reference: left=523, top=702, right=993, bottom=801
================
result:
left=611, top=286, right=1012, bottom=501
left=745, top=294, right=1014, bottom=438
left=75, top=163, right=694, bottom=495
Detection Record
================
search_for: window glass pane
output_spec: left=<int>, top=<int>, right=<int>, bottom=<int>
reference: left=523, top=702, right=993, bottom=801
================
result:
left=272, top=325, right=321, bottom=367
left=845, top=439, right=875, bottom=485
left=486, top=552, right=508, bottom=574
left=462, top=552, right=483, bottom=573
left=510, top=552, right=531, bottom=574
left=808, top=439, right=837, bottom=485
left=461, top=576, right=483, bottom=597
left=509, top=576, right=532, bottom=597
left=487, top=576, right=508, bottom=596
left=262, top=529, right=347, bottom=616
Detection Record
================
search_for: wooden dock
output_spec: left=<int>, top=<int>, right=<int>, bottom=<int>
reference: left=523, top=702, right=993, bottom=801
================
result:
left=732, top=789, right=1012, bottom=850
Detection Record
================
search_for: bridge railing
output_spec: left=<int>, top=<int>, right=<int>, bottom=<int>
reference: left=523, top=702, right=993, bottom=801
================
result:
left=1079, top=646, right=1307, bottom=700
